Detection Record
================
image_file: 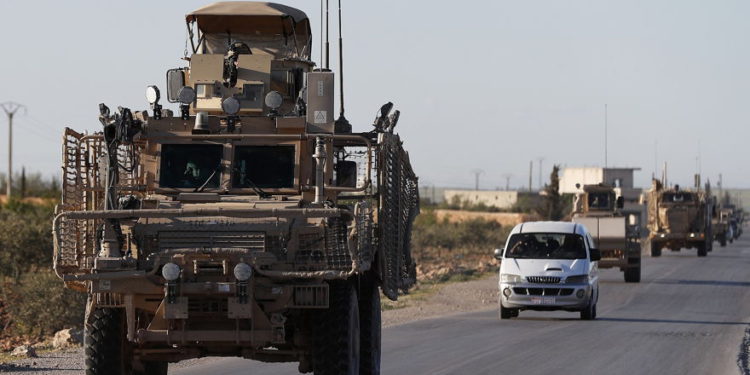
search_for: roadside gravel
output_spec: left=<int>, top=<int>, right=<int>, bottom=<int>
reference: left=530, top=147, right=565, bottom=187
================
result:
left=0, top=275, right=499, bottom=374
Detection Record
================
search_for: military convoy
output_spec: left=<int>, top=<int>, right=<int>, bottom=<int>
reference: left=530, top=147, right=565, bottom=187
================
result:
left=572, top=184, right=641, bottom=282
left=646, top=180, right=713, bottom=257
left=53, top=3, right=418, bottom=374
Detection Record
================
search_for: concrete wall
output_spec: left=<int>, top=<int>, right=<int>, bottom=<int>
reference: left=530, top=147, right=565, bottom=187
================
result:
left=443, top=190, right=520, bottom=209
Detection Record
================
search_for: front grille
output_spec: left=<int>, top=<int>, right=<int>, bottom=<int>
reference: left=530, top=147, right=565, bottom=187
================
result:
left=513, top=287, right=574, bottom=296
left=526, top=276, right=561, bottom=284
left=188, top=298, right=228, bottom=315
left=292, top=285, right=329, bottom=308
left=158, top=231, right=265, bottom=250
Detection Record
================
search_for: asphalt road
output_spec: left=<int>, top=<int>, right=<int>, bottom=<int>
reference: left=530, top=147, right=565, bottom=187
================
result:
left=174, top=237, right=750, bottom=375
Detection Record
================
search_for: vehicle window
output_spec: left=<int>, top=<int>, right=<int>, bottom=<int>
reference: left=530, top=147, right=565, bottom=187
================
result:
left=663, top=192, right=694, bottom=203
left=505, top=233, right=587, bottom=260
left=159, top=144, right=223, bottom=189
left=233, top=145, right=295, bottom=188
left=588, top=192, right=611, bottom=209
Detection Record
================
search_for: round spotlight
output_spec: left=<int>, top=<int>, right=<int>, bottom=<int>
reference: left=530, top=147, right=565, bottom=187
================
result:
left=222, top=97, right=241, bottom=115
left=177, top=86, right=196, bottom=105
left=503, top=288, right=512, bottom=297
left=233, top=263, right=253, bottom=281
left=264, top=91, right=283, bottom=110
left=576, top=289, right=585, bottom=299
left=145, top=85, right=160, bottom=104
left=161, top=263, right=181, bottom=281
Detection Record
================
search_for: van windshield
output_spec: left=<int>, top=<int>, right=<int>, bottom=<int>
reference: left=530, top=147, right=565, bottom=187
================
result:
left=505, top=233, right=587, bottom=260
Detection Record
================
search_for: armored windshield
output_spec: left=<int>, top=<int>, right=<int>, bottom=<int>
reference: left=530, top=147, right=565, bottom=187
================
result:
left=233, top=145, right=295, bottom=188
left=587, top=192, right=611, bottom=210
left=505, top=233, right=587, bottom=260
left=159, top=144, right=223, bottom=189
left=663, top=192, right=695, bottom=203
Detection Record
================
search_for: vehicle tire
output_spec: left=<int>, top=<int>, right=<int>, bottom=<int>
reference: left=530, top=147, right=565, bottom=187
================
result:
left=580, top=300, right=597, bottom=321
left=697, top=243, right=707, bottom=257
left=650, top=241, right=662, bottom=257
left=511, top=309, right=519, bottom=318
left=358, top=276, right=381, bottom=375
left=499, top=303, right=513, bottom=320
left=85, top=308, right=128, bottom=375
left=624, top=265, right=641, bottom=283
left=313, top=281, right=360, bottom=375
left=720, top=235, right=727, bottom=247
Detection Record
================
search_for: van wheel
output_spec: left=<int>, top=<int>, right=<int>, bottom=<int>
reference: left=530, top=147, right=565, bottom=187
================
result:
left=624, top=265, right=641, bottom=283
left=580, top=300, right=596, bottom=320
left=313, top=281, right=360, bottom=375
left=650, top=241, right=662, bottom=257
left=499, top=303, right=513, bottom=320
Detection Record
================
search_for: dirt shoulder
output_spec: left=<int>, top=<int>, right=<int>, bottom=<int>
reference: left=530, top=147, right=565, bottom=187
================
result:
left=0, top=274, right=500, bottom=373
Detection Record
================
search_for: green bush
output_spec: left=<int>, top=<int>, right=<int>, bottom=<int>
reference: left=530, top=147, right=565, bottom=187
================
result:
left=412, top=210, right=510, bottom=254
left=0, top=201, right=55, bottom=280
left=3, top=269, right=86, bottom=337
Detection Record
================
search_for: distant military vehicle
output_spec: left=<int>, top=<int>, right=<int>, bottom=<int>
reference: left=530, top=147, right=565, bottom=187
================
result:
left=572, top=184, right=642, bottom=282
left=53, top=3, right=419, bottom=374
left=713, top=207, right=731, bottom=247
left=646, top=180, right=713, bottom=257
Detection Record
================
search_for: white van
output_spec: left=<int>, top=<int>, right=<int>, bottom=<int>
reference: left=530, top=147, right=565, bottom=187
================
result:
left=494, top=221, right=601, bottom=320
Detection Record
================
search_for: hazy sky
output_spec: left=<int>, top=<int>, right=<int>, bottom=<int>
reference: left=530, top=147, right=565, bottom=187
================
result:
left=0, top=0, right=748, bottom=189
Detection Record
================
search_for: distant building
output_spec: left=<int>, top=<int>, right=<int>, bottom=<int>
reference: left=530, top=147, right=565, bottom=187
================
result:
left=443, top=189, right=539, bottom=210
left=560, top=167, right=641, bottom=194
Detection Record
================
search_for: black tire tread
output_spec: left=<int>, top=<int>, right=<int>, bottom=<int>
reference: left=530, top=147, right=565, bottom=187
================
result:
left=85, top=308, right=124, bottom=375
left=358, top=277, right=381, bottom=375
left=313, top=281, right=359, bottom=375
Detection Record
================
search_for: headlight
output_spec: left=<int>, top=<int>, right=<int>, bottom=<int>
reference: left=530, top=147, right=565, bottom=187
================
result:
left=565, top=275, right=589, bottom=284
left=264, top=91, right=283, bottom=110
left=222, top=97, right=241, bottom=115
left=233, top=263, right=253, bottom=281
left=500, top=274, right=523, bottom=283
left=161, top=263, right=181, bottom=281
left=178, top=86, right=196, bottom=105
left=145, top=85, right=160, bottom=104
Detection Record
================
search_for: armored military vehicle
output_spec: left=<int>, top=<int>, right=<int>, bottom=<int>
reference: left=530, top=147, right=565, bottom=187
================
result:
left=53, top=3, right=419, bottom=374
left=646, top=180, right=712, bottom=257
left=713, top=207, right=730, bottom=247
left=571, top=184, right=642, bottom=282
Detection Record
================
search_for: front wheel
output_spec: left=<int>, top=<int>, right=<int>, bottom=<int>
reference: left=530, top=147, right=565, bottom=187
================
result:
left=580, top=300, right=597, bottom=320
left=358, top=276, right=381, bottom=375
left=697, top=243, right=707, bottom=257
left=499, top=303, right=514, bottom=320
left=313, top=281, right=360, bottom=375
left=650, top=241, right=662, bottom=257
left=624, top=265, right=641, bottom=283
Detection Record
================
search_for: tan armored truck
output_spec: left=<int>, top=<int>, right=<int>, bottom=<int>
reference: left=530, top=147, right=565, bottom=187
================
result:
left=646, top=180, right=712, bottom=257
left=713, top=206, right=731, bottom=247
left=53, top=3, right=419, bottom=374
left=571, top=184, right=642, bottom=282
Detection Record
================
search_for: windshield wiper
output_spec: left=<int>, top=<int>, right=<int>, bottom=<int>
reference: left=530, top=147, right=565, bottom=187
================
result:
left=242, top=175, right=271, bottom=198
left=194, top=164, right=221, bottom=192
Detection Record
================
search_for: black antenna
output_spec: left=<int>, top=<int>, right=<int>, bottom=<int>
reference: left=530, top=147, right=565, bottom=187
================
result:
left=334, top=0, right=351, bottom=133
left=325, top=0, right=330, bottom=70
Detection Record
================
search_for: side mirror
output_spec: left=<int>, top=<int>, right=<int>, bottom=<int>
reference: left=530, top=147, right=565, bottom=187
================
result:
left=616, top=196, right=625, bottom=209
left=166, top=68, right=186, bottom=103
left=493, top=248, right=504, bottom=260
left=335, top=160, right=357, bottom=188
left=589, top=248, right=602, bottom=262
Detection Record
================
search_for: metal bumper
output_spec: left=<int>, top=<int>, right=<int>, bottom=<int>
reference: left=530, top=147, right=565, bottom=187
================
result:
left=499, top=282, right=592, bottom=309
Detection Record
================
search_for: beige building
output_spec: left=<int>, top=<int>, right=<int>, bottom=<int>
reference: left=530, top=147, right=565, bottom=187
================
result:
left=560, top=167, right=641, bottom=194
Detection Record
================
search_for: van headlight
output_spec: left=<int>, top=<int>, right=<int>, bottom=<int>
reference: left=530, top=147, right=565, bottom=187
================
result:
left=500, top=274, right=523, bottom=283
left=565, top=275, right=589, bottom=284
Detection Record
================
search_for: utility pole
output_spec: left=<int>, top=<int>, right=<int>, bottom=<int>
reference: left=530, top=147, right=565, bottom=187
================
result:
left=528, top=161, right=533, bottom=191
left=471, top=169, right=484, bottom=191
left=1, top=102, right=26, bottom=198
left=604, top=104, right=608, bottom=168
left=502, top=173, right=512, bottom=191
